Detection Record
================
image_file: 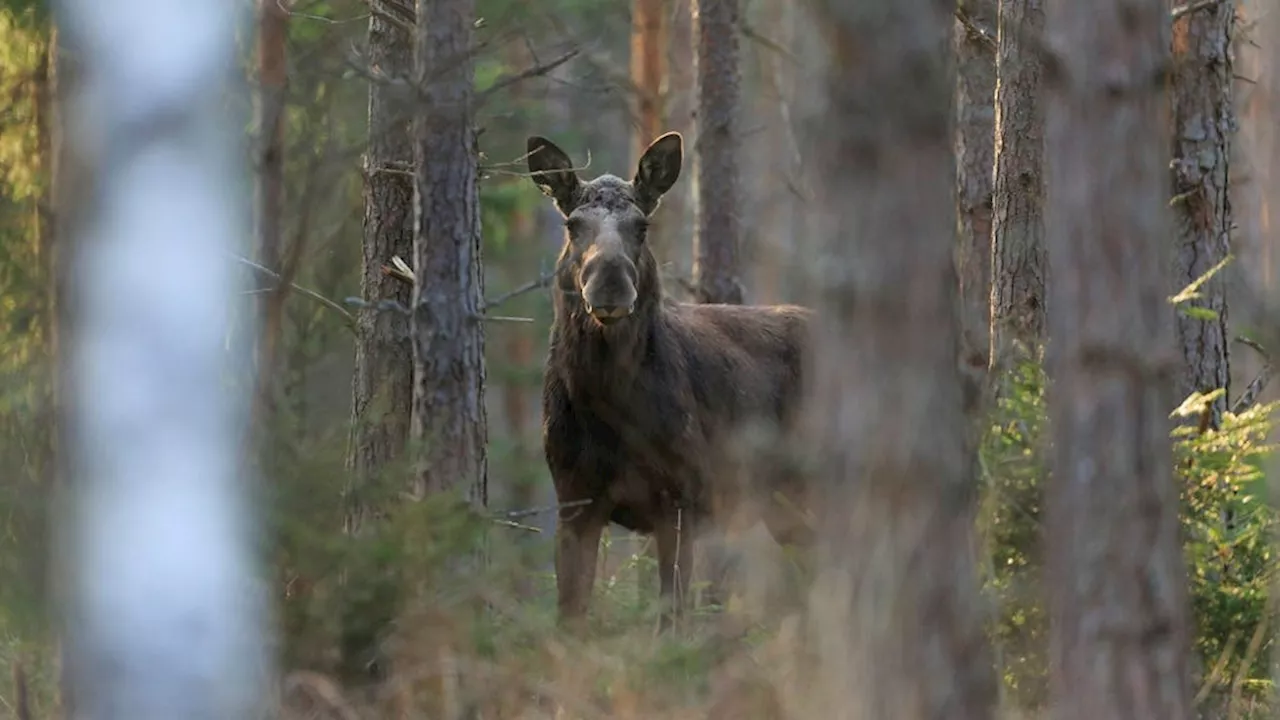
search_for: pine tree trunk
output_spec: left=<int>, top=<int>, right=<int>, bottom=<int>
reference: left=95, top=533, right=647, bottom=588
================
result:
left=340, top=6, right=416, bottom=689
left=954, top=0, right=997, bottom=368
left=347, top=10, right=415, bottom=522
left=631, top=0, right=667, bottom=165
left=1043, top=0, right=1192, bottom=714
left=801, top=2, right=998, bottom=716
left=654, top=0, right=694, bottom=270
left=693, top=0, right=744, bottom=304
left=250, top=0, right=289, bottom=434
left=989, top=0, right=1047, bottom=359
left=1170, top=0, right=1232, bottom=426
left=412, top=0, right=488, bottom=503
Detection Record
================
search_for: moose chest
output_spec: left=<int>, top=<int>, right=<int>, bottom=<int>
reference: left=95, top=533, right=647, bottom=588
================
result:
left=543, top=361, right=709, bottom=533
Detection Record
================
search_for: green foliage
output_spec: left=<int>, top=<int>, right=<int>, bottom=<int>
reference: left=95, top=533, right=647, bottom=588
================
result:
left=979, top=350, right=1280, bottom=714
left=977, top=349, right=1049, bottom=709
left=1173, top=391, right=1280, bottom=707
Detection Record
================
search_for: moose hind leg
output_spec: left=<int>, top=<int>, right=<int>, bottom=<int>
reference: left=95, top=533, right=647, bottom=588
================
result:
left=556, top=513, right=605, bottom=632
left=655, top=511, right=694, bottom=633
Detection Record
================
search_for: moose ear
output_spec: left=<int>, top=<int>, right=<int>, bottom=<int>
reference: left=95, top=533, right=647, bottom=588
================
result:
left=633, top=132, right=683, bottom=214
left=527, top=136, right=581, bottom=214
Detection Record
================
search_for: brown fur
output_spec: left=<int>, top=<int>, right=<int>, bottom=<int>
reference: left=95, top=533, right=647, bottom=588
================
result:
left=526, top=132, right=814, bottom=631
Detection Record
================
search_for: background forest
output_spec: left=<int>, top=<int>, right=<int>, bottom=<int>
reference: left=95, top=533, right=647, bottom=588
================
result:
left=2, top=0, right=1280, bottom=718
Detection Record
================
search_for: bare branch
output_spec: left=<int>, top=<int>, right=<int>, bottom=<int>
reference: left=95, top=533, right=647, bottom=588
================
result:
left=1231, top=337, right=1272, bottom=414
left=499, top=498, right=592, bottom=520
left=234, top=255, right=356, bottom=328
left=954, top=5, right=997, bottom=51
left=477, top=49, right=580, bottom=106
left=483, top=271, right=555, bottom=310
left=1171, top=0, right=1227, bottom=21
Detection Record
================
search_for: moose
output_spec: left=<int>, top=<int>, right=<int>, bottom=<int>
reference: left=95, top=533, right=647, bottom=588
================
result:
left=526, top=131, right=815, bottom=631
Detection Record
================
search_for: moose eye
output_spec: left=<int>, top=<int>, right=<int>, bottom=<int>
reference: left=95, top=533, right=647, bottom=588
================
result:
left=632, top=217, right=650, bottom=238
left=564, top=217, right=586, bottom=237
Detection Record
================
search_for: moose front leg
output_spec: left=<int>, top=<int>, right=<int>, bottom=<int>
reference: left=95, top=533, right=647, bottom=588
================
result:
left=655, top=510, right=694, bottom=633
left=555, top=511, right=605, bottom=633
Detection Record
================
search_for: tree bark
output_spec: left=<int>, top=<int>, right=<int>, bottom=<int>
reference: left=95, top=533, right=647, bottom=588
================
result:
left=340, top=7, right=416, bottom=689
left=800, top=2, right=998, bottom=717
left=692, top=0, right=744, bottom=305
left=1170, top=0, right=1232, bottom=427
left=249, top=0, right=290, bottom=442
left=989, top=0, right=1047, bottom=359
left=652, top=0, right=694, bottom=269
left=1043, top=0, right=1193, bottom=715
left=954, top=0, right=997, bottom=369
left=412, top=0, right=489, bottom=504
left=347, top=11, right=415, bottom=523
left=631, top=0, right=667, bottom=163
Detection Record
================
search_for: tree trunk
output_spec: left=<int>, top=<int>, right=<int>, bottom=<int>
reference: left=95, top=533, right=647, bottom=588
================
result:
left=340, top=7, right=416, bottom=689
left=412, top=0, right=488, bottom=504
left=954, top=0, right=997, bottom=369
left=752, top=0, right=801, bottom=305
left=1043, top=0, right=1193, bottom=715
left=692, top=0, right=744, bottom=304
left=800, top=2, right=998, bottom=717
left=250, top=0, right=289, bottom=435
left=347, top=11, right=416, bottom=521
left=1170, top=0, right=1232, bottom=427
left=989, top=0, right=1047, bottom=360
left=631, top=0, right=668, bottom=166
left=653, top=0, right=694, bottom=269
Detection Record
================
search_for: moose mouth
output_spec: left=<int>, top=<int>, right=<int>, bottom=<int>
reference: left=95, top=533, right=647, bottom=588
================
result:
left=585, top=304, right=633, bottom=326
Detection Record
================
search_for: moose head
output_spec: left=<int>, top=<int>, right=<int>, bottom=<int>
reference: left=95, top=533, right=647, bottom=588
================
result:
left=526, top=132, right=683, bottom=326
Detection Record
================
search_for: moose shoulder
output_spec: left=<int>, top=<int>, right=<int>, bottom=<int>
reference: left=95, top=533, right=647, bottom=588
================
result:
left=527, top=131, right=815, bottom=632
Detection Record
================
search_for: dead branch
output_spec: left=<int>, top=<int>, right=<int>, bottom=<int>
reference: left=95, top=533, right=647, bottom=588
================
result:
left=500, top=497, right=592, bottom=520
left=483, top=270, right=555, bottom=310
left=342, top=297, right=534, bottom=323
left=954, top=5, right=997, bottom=51
left=477, top=49, right=580, bottom=106
left=737, top=20, right=800, bottom=65
left=1172, top=0, right=1227, bottom=21
left=234, top=255, right=356, bottom=328
left=281, top=670, right=361, bottom=720
left=1231, top=336, right=1273, bottom=414
left=380, top=255, right=554, bottom=310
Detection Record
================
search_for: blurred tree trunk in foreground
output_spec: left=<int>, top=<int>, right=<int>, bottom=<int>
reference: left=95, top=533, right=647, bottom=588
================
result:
left=340, top=3, right=416, bottom=690
left=1170, top=0, right=1233, bottom=427
left=954, top=0, right=996, bottom=371
left=692, top=0, right=744, bottom=304
left=56, top=0, right=267, bottom=714
left=801, top=1, right=997, bottom=717
left=1043, top=0, right=1192, bottom=715
left=411, top=0, right=488, bottom=503
left=989, top=0, right=1046, bottom=362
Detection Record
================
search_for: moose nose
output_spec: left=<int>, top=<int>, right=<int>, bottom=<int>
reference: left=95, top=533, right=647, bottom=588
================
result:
left=585, top=302, right=634, bottom=324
